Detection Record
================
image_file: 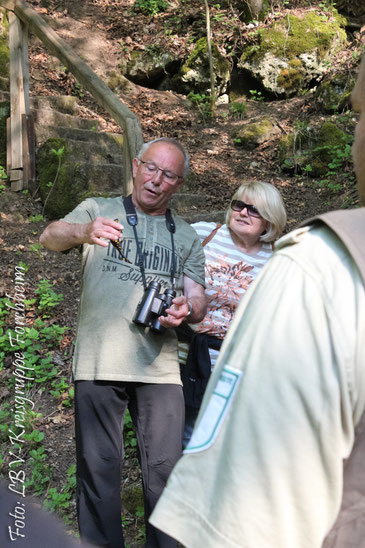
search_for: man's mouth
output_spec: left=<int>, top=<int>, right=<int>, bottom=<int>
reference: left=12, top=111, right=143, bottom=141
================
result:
left=144, top=186, right=161, bottom=197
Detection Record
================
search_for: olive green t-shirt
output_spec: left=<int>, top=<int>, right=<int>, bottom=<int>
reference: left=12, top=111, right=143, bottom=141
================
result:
left=62, top=197, right=205, bottom=383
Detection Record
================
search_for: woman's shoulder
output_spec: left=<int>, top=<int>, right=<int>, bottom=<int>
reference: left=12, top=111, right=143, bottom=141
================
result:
left=191, top=221, right=225, bottom=236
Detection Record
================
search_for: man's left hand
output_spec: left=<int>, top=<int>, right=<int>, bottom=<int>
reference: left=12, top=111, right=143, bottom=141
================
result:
left=158, top=296, right=190, bottom=328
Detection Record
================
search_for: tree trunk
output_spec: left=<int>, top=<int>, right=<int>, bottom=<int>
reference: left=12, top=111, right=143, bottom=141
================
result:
left=244, top=0, right=264, bottom=20
left=204, top=0, right=216, bottom=114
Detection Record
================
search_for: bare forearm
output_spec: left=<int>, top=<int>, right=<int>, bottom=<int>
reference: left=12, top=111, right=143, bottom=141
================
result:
left=40, top=217, right=124, bottom=252
left=186, top=294, right=207, bottom=323
left=39, top=221, right=86, bottom=251
left=183, top=275, right=207, bottom=324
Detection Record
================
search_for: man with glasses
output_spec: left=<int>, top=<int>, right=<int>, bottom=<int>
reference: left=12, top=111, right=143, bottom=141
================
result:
left=40, top=137, right=207, bottom=548
left=150, top=60, right=365, bottom=547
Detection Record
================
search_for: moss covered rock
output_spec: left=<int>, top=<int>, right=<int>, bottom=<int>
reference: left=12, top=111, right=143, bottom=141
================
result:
left=38, top=138, right=111, bottom=219
left=278, top=120, right=352, bottom=176
left=311, top=121, right=352, bottom=175
left=233, top=118, right=281, bottom=148
left=0, top=10, right=9, bottom=79
left=239, top=9, right=347, bottom=97
left=121, top=46, right=178, bottom=86
left=278, top=127, right=313, bottom=174
left=170, top=37, right=231, bottom=96
left=314, top=73, right=355, bottom=113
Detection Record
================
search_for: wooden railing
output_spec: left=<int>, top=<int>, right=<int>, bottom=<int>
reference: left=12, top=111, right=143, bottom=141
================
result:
left=1, top=0, right=144, bottom=194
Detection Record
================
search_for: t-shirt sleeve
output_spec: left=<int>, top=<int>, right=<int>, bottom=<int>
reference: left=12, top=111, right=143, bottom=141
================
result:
left=183, top=229, right=206, bottom=287
left=61, top=198, right=100, bottom=224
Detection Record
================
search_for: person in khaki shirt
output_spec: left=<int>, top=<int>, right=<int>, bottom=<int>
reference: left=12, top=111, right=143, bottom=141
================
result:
left=40, top=137, right=207, bottom=548
left=149, top=60, right=365, bottom=548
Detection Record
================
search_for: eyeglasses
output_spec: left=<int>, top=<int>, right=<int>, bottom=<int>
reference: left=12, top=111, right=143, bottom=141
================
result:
left=230, top=200, right=261, bottom=218
left=138, top=160, right=183, bottom=185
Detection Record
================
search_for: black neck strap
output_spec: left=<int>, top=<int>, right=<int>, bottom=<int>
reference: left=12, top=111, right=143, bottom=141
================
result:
left=123, top=195, right=177, bottom=291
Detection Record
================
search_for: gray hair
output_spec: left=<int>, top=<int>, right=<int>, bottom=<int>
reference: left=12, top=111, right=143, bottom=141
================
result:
left=225, top=181, right=287, bottom=242
left=137, top=137, right=190, bottom=178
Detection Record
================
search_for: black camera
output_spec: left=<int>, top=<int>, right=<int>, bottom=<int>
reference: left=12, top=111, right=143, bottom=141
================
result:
left=133, top=281, right=176, bottom=334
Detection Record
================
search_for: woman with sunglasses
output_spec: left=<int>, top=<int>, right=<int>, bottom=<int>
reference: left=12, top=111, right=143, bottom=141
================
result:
left=178, top=180, right=287, bottom=447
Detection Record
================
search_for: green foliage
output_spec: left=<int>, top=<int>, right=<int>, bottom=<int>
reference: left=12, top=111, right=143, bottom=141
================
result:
left=230, top=101, right=247, bottom=119
left=29, top=242, right=43, bottom=256
left=0, top=268, right=73, bottom=521
left=35, top=279, right=64, bottom=312
left=28, top=214, right=44, bottom=223
left=303, top=164, right=313, bottom=175
left=17, top=261, right=29, bottom=272
left=50, top=378, right=74, bottom=407
left=25, top=446, right=52, bottom=495
left=312, top=138, right=353, bottom=193
left=0, top=29, right=9, bottom=78
left=0, top=163, right=6, bottom=193
left=249, top=89, right=264, bottom=102
left=43, top=464, right=77, bottom=521
left=124, top=409, right=137, bottom=450
left=0, top=403, right=11, bottom=443
left=23, top=428, right=45, bottom=447
left=0, top=280, right=68, bottom=388
left=187, top=92, right=213, bottom=123
left=71, top=82, right=84, bottom=99
left=41, top=144, right=66, bottom=218
left=134, top=0, right=169, bottom=16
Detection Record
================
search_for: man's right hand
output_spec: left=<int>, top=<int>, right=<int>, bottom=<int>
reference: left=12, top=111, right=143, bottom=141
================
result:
left=40, top=218, right=124, bottom=252
left=83, top=217, right=124, bottom=247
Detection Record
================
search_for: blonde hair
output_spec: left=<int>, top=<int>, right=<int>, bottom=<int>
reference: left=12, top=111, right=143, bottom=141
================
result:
left=225, top=181, right=287, bottom=242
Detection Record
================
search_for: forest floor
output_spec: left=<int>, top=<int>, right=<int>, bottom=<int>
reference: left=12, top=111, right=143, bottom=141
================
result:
left=1, top=0, right=364, bottom=546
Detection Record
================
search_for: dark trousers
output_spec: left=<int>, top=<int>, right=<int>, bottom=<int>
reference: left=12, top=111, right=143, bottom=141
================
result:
left=74, top=380, right=184, bottom=548
left=182, top=405, right=200, bottom=449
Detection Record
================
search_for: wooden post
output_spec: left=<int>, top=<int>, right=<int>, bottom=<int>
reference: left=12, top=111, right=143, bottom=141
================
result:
left=6, top=0, right=144, bottom=195
left=8, top=10, right=29, bottom=190
left=22, top=113, right=35, bottom=192
left=6, top=117, right=11, bottom=173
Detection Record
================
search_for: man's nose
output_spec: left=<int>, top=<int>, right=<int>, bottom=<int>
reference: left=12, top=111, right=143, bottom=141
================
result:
left=152, top=168, right=163, bottom=184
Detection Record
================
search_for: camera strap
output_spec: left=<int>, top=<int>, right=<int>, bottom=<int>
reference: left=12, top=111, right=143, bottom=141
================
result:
left=123, top=195, right=177, bottom=291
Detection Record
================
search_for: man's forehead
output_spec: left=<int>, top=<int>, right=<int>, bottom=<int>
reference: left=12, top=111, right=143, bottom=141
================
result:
left=144, top=142, right=183, bottom=157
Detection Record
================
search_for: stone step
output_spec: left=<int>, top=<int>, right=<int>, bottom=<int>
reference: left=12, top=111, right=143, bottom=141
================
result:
left=34, top=123, right=123, bottom=150
left=30, top=95, right=79, bottom=115
left=32, top=108, right=101, bottom=131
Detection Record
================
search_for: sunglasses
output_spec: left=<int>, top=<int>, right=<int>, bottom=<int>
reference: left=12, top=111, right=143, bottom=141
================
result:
left=230, top=200, right=261, bottom=218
